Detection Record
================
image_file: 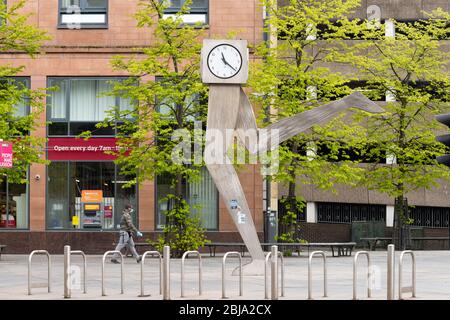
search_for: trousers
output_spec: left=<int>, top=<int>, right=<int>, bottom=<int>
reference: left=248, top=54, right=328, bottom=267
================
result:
left=113, top=231, right=139, bottom=259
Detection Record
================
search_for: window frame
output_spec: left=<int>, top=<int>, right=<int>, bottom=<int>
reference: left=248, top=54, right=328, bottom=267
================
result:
left=45, top=160, right=139, bottom=231
left=46, top=76, right=133, bottom=137
left=163, top=0, right=209, bottom=26
left=58, top=0, right=109, bottom=29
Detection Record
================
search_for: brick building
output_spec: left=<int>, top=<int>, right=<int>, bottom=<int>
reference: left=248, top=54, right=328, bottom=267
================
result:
left=0, top=0, right=448, bottom=253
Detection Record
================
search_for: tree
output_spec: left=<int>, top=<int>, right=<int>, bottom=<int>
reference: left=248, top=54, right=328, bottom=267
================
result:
left=0, top=0, right=49, bottom=184
left=330, top=8, right=450, bottom=248
left=249, top=0, right=369, bottom=243
left=94, top=0, right=209, bottom=257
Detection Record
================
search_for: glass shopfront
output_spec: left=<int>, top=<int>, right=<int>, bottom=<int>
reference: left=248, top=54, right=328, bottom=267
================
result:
left=47, top=161, right=137, bottom=230
left=0, top=77, right=31, bottom=229
left=0, top=177, right=28, bottom=229
left=46, top=77, right=136, bottom=230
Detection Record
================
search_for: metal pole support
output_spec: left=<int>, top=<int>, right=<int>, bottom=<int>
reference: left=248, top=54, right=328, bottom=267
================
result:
left=387, top=244, right=395, bottom=300
left=28, top=250, right=51, bottom=295
left=264, top=247, right=285, bottom=299
left=139, top=251, right=162, bottom=297
left=353, top=251, right=372, bottom=300
left=181, top=250, right=202, bottom=298
left=399, top=250, right=416, bottom=300
left=163, top=246, right=171, bottom=300
left=308, top=251, right=327, bottom=299
left=64, top=245, right=71, bottom=298
left=222, top=252, right=243, bottom=299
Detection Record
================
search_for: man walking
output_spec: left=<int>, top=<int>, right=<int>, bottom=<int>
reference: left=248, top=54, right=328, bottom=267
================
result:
left=111, top=203, right=143, bottom=263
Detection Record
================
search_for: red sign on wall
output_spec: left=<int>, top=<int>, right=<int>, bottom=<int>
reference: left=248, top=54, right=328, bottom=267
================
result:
left=0, top=142, right=13, bottom=168
left=48, top=138, right=121, bottom=161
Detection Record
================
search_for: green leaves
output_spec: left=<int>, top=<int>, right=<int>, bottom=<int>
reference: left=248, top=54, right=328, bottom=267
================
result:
left=0, top=1, right=50, bottom=183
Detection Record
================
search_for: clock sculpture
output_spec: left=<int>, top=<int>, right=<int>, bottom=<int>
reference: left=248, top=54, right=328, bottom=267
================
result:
left=201, top=39, right=384, bottom=275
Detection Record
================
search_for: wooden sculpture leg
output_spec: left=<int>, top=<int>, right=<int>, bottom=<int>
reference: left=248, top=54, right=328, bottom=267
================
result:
left=205, top=85, right=265, bottom=275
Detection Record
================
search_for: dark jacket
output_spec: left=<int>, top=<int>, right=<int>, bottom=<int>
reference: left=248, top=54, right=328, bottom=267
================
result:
left=119, top=208, right=138, bottom=234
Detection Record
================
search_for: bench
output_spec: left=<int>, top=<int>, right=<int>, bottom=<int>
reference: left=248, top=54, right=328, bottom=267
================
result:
left=0, top=245, right=6, bottom=260
left=360, top=237, right=392, bottom=251
left=204, top=243, right=247, bottom=257
left=361, top=237, right=450, bottom=251
left=205, top=242, right=356, bottom=257
left=263, top=242, right=356, bottom=257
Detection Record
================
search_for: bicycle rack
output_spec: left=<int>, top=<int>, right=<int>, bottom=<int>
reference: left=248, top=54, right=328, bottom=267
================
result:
left=399, top=250, right=416, bottom=300
left=181, top=250, right=202, bottom=297
left=102, top=250, right=124, bottom=296
left=353, top=251, right=372, bottom=300
left=308, top=251, right=327, bottom=299
left=222, top=251, right=243, bottom=299
left=139, top=251, right=162, bottom=297
left=28, top=250, right=51, bottom=295
left=64, top=246, right=87, bottom=298
left=264, top=249, right=285, bottom=299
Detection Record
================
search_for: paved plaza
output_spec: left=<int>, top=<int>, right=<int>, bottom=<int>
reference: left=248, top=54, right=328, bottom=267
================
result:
left=1, top=250, right=450, bottom=300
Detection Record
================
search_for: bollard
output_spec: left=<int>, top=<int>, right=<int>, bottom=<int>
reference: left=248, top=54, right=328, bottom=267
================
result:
left=387, top=244, right=395, bottom=300
left=271, top=246, right=278, bottom=300
left=163, top=246, right=171, bottom=300
left=64, top=245, right=71, bottom=298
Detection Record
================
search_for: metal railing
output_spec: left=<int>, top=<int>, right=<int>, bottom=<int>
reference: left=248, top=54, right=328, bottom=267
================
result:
left=181, top=250, right=202, bottom=298
left=139, top=251, right=162, bottom=297
left=353, top=251, right=372, bottom=300
left=64, top=245, right=87, bottom=298
left=308, top=251, right=327, bottom=299
left=28, top=250, right=51, bottom=295
left=70, top=250, right=87, bottom=294
left=222, top=251, right=243, bottom=299
left=399, top=250, right=416, bottom=300
left=264, top=246, right=285, bottom=299
left=102, top=250, right=124, bottom=296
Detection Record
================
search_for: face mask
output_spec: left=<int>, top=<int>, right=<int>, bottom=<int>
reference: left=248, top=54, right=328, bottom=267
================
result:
left=129, top=208, right=134, bottom=213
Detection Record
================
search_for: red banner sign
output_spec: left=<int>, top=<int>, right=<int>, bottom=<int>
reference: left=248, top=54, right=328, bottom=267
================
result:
left=0, top=142, right=13, bottom=168
left=48, top=138, right=120, bottom=161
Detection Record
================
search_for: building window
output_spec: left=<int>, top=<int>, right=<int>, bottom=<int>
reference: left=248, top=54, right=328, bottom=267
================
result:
left=0, top=177, right=28, bottom=229
left=59, top=0, right=108, bottom=29
left=47, top=161, right=137, bottom=230
left=47, top=77, right=132, bottom=136
left=317, top=202, right=386, bottom=224
left=163, top=0, right=208, bottom=25
left=156, top=167, right=218, bottom=230
left=0, top=77, right=30, bottom=230
left=409, top=206, right=450, bottom=229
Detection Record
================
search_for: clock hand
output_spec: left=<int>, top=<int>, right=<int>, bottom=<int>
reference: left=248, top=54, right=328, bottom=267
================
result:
left=220, top=53, right=237, bottom=71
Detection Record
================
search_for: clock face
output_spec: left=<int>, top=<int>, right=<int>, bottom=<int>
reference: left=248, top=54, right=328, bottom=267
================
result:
left=207, top=44, right=243, bottom=79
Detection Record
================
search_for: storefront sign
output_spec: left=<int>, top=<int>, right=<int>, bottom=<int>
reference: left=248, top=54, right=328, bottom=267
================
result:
left=81, top=190, right=103, bottom=203
left=47, top=138, right=122, bottom=161
left=104, top=205, right=113, bottom=218
left=0, top=142, right=13, bottom=168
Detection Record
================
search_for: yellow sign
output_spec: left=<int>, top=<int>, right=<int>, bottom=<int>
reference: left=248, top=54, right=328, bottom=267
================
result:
left=81, top=190, right=103, bottom=203
left=72, top=215, right=79, bottom=226
left=84, top=204, right=100, bottom=211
